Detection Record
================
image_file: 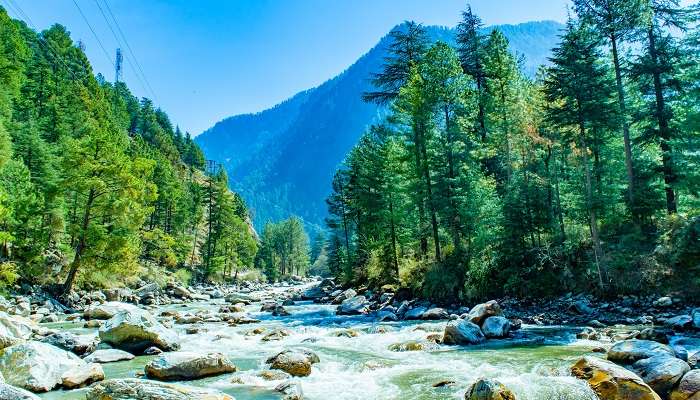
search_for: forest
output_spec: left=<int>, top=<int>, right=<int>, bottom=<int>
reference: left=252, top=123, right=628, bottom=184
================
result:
left=0, top=6, right=258, bottom=296
left=324, top=0, right=700, bottom=301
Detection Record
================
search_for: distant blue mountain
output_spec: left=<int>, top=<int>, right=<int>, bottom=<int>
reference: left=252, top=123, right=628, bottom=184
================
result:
left=196, top=21, right=564, bottom=231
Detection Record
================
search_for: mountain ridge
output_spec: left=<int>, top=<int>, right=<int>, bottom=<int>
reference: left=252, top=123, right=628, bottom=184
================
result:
left=196, top=20, right=565, bottom=231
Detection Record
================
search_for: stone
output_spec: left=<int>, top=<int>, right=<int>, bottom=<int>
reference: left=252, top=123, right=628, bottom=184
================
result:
left=656, top=297, right=673, bottom=307
left=388, top=340, right=430, bottom=352
left=41, top=332, right=99, bottom=356
left=666, top=315, right=694, bottom=331
left=332, top=289, right=356, bottom=304
left=99, top=308, right=180, bottom=354
left=570, top=300, right=595, bottom=315
left=607, top=340, right=675, bottom=364
left=135, top=282, right=160, bottom=297
left=84, top=349, right=135, bottom=363
left=272, top=306, right=290, bottom=316
left=145, top=352, right=236, bottom=381
left=481, top=316, right=511, bottom=338
left=0, top=341, right=86, bottom=392
left=442, top=319, right=485, bottom=345
left=422, top=307, right=449, bottom=320
left=670, top=369, right=700, bottom=400
left=571, top=356, right=661, bottom=400
left=336, top=295, right=369, bottom=315
left=258, top=370, right=292, bottom=381
left=266, top=349, right=319, bottom=377
left=468, top=300, right=503, bottom=326
left=404, top=306, right=427, bottom=320
left=465, top=378, right=516, bottom=400
left=376, top=311, right=398, bottom=322
left=632, top=355, right=690, bottom=397
left=261, top=329, right=290, bottom=342
left=86, top=378, right=234, bottom=399
left=692, top=309, right=700, bottom=330
left=0, top=312, right=35, bottom=350
left=83, top=302, right=139, bottom=320
left=0, top=382, right=40, bottom=400
left=274, top=381, right=303, bottom=400
left=61, top=362, right=104, bottom=389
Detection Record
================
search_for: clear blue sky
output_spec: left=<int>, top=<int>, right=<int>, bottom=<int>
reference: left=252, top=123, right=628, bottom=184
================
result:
left=5, top=0, right=577, bottom=135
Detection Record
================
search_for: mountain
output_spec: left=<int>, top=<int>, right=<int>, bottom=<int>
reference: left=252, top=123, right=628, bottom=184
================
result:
left=196, top=21, right=564, bottom=232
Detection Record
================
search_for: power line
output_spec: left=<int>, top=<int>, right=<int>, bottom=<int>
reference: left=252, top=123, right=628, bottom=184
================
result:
left=98, top=0, right=159, bottom=102
left=71, top=0, right=114, bottom=69
left=3, top=0, right=82, bottom=81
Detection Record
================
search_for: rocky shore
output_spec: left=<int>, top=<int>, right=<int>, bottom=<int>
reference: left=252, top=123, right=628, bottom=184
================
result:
left=0, top=277, right=697, bottom=399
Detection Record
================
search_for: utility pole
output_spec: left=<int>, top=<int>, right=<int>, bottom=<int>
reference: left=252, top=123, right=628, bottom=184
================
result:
left=115, top=48, right=123, bottom=83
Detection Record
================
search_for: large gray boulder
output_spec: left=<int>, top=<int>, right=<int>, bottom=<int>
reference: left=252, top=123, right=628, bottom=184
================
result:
left=0, top=312, right=35, bottom=350
left=670, top=369, right=700, bottom=400
left=571, top=356, right=661, bottom=400
left=86, top=378, right=234, bottom=400
left=607, top=340, right=675, bottom=364
left=84, top=349, right=135, bottom=363
left=404, top=306, right=427, bottom=320
left=336, top=295, right=370, bottom=315
left=145, top=352, right=236, bottom=381
left=422, top=307, right=449, bottom=320
left=0, top=383, right=40, bottom=400
left=465, top=378, right=516, bottom=400
left=60, top=362, right=104, bottom=389
left=632, top=354, right=690, bottom=397
left=266, top=349, right=320, bottom=377
left=692, top=308, right=700, bottom=330
left=83, top=302, right=139, bottom=320
left=41, top=332, right=99, bottom=356
left=99, top=308, right=180, bottom=353
left=0, top=341, right=86, bottom=392
left=468, top=300, right=503, bottom=326
left=442, top=319, right=485, bottom=345
left=331, top=289, right=356, bottom=304
left=481, top=316, right=512, bottom=338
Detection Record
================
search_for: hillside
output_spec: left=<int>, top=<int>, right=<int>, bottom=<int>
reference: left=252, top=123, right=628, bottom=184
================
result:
left=196, top=21, right=564, bottom=231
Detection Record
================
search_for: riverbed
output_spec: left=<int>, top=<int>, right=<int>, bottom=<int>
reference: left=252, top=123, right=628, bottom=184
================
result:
left=38, top=285, right=601, bottom=400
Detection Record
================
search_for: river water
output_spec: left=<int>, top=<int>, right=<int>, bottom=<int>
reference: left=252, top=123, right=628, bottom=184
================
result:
left=38, top=285, right=600, bottom=400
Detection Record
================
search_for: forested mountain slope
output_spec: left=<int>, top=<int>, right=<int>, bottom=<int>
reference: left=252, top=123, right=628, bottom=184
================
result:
left=196, top=21, right=564, bottom=231
left=0, top=7, right=257, bottom=294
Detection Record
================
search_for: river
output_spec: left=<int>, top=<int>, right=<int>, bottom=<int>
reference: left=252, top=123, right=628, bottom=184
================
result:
left=38, top=284, right=600, bottom=400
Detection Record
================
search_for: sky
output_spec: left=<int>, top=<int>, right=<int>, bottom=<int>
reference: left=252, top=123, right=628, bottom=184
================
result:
left=4, top=0, right=580, bottom=135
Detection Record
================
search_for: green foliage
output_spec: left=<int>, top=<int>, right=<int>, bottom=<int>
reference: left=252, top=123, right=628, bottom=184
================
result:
left=257, top=216, right=309, bottom=282
left=328, top=3, right=700, bottom=301
left=0, top=7, right=256, bottom=293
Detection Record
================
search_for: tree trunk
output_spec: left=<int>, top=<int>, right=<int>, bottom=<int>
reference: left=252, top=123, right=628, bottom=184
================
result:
left=648, top=27, right=677, bottom=214
left=610, top=35, right=636, bottom=213
left=418, top=123, right=441, bottom=262
left=412, top=126, right=428, bottom=255
left=578, top=120, right=606, bottom=291
left=62, top=188, right=95, bottom=296
left=388, top=192, right=400, bottom=280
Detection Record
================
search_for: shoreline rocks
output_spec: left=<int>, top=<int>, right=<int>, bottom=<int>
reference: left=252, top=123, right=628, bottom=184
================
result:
left=145, top=352, right=236, bottom=381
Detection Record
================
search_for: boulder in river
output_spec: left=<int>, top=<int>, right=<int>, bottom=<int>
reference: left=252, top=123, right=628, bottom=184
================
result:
left=465, top=378, right=516, bottom=400
left=84, top=348, right=135, bottom=363
left=332, top=289, right=356, bottom=304
left=266, top=348, right=320, bottom=377
left=0, top=382, right=40, bottom=400
left=442, top=319, right=485, bottom=345
left=665, top=315, right=693, bottom=331
left=607, top=339, right=675, bottom=364
left=336, top=295, right=370, bottom=315
left=422, top=307, right=449, bottom=320
left=98, top=308, right=180, bottom=354
left=481, top=316, right=511, bottom=338
left=692, top=308, right=700, bottom=330
left=275, top=381, right=304, bottom=400
left=670, top=369, right=700, bottom=400
left=571, top=356, right=661, bottom=400
left=83, top=302, right=139, bottom=320
left=86, top=378, right=234, bottom=400
left=0, top=341, right=86, bottom=392
left=145, top=352, right=236, bottom=381
left=632, top=354, right=690, bottom=397
left=0, top=312, right=35, bottom=349
left=468, top=300, right=503, bottom=326
left=41, top=331, right=99, bottom=356
left=61, top=362, right=104, bottom=389
left=404, top=306, right=427, bottom=320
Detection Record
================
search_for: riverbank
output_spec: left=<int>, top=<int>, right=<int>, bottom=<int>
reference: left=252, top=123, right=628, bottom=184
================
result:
left=0, top=278, right=697, bottom=399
